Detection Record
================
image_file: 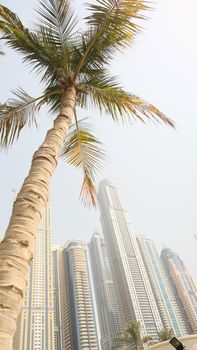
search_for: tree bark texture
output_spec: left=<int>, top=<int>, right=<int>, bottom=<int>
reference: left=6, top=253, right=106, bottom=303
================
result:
left=0, top=86, right=76, bottom=349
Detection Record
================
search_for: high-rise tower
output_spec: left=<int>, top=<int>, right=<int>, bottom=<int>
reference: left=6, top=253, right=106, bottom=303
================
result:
left=136, top=235, right=183, bottom=336
left=60, top=240, right=98, bottom=350
left=14, top=200, right=55, bottom=350
left=89, top=232, right=122, bottom=350
left=52, top=246, right=63, bottom=350
left=161, top=248, right=197, bottom=334
left=98, top=180, right=163, bottom=341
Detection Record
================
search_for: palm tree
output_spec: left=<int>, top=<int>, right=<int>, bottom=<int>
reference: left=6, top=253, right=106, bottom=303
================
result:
left=115, top=321, right=152, bottom=350
left=0, top=1, right=174, bottom=347
left=158, top=328, right=174, bottom=342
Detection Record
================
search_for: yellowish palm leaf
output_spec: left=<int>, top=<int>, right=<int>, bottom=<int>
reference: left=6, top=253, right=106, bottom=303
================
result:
left=61, top=117, right=106, bottom=206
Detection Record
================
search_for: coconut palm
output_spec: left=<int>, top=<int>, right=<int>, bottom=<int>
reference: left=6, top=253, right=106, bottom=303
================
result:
left=0, top=0, right=174, bottom=347
left=115, top=321, right=152, bottom=350
left=158, top=328, right=174, bottom=342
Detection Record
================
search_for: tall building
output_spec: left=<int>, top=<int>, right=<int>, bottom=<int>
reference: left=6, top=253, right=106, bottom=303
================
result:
left=60, top=240, right=98, bottom=350
left=14, top=200, right=55, bottom=350
left=98, top=180, right=163, bottom=342
left=89, top=232, right=122, bottom=350
left=161, top=248, right=197, bottom=334
left=52, top=246, right=63, bottom=350
left=136, top=235, right=183, bottom=336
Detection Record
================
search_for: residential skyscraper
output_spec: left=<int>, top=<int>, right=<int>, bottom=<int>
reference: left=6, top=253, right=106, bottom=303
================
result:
left=14, top=199, right=55, bottom=350
left=89, top=232, right=122, bottom=350
left=52, top=246, right=63, bottom=350
left=161, top=248, right=197, bottom=334
left=136, top=235, right=183, bottom=336
left=98, top=180, right=163, bottom=342
left=60, top=240, right=98, bottom=350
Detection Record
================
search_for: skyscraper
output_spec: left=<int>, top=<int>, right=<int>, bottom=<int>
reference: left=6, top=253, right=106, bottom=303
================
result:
left=98, top=180, right=163, bottom=341
left=89, top=232, right=122, bottom=350
left=14, top=199, right=55, bottom=350
left=60, top=240, right=98, bottom=350
left=136, top=235, right=183, bottom=336
left=52, top=246, right=63, bottom=350
left=161, top=248, right=197, bottom=334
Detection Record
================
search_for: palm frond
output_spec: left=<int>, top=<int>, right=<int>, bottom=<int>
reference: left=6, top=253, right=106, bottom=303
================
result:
left=86, top=0, right=148, bottom=44
left=73, top=0, right=149, bottom=78
left=158, top=328, right=174, bottom=342
left=79, top=73, right=174, bottom=127
left=61, top=117, right=106, bottom=206
left=36, top=0, right=78, bottom=47
left=143, top=335, right=153, bottom=344
left=0, top=89, right=43, bottom=148
left=115, top=321, right=143, bottom=348
left=0, top=5, right=64, bottom=81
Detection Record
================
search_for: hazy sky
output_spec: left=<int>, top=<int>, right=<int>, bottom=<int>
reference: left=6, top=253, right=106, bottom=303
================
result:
left=1, top=0, right=197, bottom=282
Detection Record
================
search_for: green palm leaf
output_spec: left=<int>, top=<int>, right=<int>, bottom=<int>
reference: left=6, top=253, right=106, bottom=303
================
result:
left=114, top=321, right=154, bottom=349
left=73, top=0, right=149, bottom=78
left=61, top=117, right=106, bottom=206
left=0, top=88, right=41, bottom=148
left=79, top=73, right=174, bottom=127
left=36, top=0, right=78, bottom=47
left=143, top=335, right=153, bottom=344
left=86, top=0, right=147, bottom=49
left=158, top=328, right=174, bottom=342
left=0, top=5, right=64, bottom=82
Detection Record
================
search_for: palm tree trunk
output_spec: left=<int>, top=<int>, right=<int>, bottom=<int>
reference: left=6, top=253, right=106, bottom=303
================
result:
left=0, top=86, right=76, bottom=349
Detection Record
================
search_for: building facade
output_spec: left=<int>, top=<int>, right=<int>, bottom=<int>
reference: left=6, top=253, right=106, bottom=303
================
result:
left=14, top=200, right=55, bottom=350
left=89, top=232, right=122, bottom=350
left=161, top=248, right=197, bottom=334
left=136, top=235, right=183, bottom=336
left=52, top=246, right=63, bottom=350
left=60, top=240, right=98, bottom=350
left=98, top=180, right=163, bottom=342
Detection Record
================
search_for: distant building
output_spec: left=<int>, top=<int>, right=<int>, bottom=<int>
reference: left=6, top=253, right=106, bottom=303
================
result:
left=89, top=232, right=122, bottom=350
left=14, top=200, right=55, bottom=350
left=98, top=180, right=163, bottom=342
left=161, top=248, right=197, bottom=334
left=52, top=246, right=63, bottom=350
left=60, top=240, right=98, bottom=350
left=136, top=235, right=183, bottom=336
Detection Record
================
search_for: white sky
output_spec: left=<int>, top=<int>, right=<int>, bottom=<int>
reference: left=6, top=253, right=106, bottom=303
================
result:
left=0, top=0, right=197, bottom=282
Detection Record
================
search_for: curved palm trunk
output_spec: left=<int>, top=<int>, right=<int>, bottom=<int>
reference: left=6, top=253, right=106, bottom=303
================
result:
left=0, top=86, right=76, bottom=349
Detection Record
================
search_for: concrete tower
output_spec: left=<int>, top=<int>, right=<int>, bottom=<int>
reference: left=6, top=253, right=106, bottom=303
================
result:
left=161, top=248, right=197, bottom=334
left=136, top=235, right=183, bottom=336
left=60, top=240, right=98, bottom=350
left=52, top=246, right=63, bottom=350
left=14, top=199, right=55, bottom=350
left=98, top=180, right=163, bottom=342
left=89, top=232, right=122, bottom=350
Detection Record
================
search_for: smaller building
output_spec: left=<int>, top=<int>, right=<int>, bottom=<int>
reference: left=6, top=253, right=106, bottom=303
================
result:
left=60, top=240, right=99, bottom=350
left=161, top=248, right=197, bottom=334
left=14, top=200, right=55, bottom=350
left=136, top=235, right=183, bottom=337
left=89, top=232, right=122, bottom=350
left=52, top=245, right=63, bottom=350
